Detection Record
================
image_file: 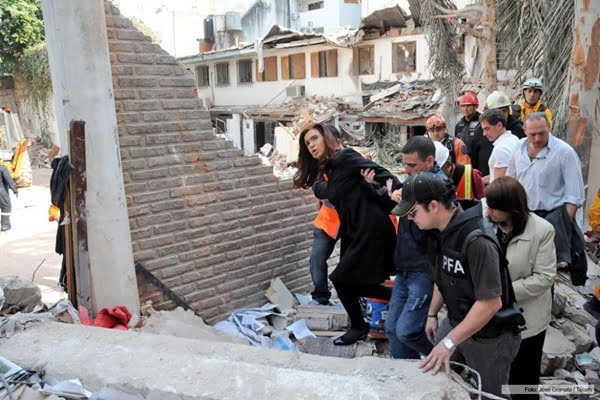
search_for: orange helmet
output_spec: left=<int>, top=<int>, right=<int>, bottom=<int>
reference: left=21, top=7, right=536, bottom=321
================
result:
left=459, top=91, right=479, bottom=106
left=426, top=114, right=446, bottom=129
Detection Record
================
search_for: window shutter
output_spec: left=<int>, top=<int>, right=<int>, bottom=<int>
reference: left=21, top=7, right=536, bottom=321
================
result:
left=282, top=56, right=290, bottom=80
left=293, top=53, right=306, bottom=79
left=327, top=49, right=338, bottom=77
left=265, top=56, right=278, bottom=81
left=311, top=52, right=320, bottom=78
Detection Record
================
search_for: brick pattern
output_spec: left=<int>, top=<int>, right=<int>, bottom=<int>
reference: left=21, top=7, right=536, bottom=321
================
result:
left=104, top=2, right=327, bottom=322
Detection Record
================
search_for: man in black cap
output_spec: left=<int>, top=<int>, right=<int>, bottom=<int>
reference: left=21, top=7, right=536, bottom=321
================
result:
left=395, top=172, right=521, bottom=399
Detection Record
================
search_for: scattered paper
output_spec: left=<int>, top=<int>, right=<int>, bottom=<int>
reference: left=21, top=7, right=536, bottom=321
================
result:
left=286, top=319, right=316, bottom=339
left=39, top=379, right=92, bottom=399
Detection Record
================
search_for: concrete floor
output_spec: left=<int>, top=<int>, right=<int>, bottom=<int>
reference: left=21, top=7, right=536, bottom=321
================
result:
left=0, top=167, right=66, bottom=305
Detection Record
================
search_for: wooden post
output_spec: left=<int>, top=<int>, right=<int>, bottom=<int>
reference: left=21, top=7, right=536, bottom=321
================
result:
left=481, top=0, right=498, bottom=92
left=565, top=0, right=600, bottom=191
left=64, top=184, right=76, bottom=305
left=69, top=120, right=92, bottom=312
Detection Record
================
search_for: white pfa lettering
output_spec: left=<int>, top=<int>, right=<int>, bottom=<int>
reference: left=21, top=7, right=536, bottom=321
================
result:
left=442, top=255, right=465, bottom=275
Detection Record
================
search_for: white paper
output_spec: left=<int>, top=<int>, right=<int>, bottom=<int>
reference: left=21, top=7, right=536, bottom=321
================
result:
left=40, top=379, right=92, bottom=399
left=286, top=319, right=316, bottom=339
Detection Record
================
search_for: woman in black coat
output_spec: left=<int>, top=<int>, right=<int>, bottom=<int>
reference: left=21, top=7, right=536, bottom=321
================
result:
left=294, top=123, right=400, bottom=345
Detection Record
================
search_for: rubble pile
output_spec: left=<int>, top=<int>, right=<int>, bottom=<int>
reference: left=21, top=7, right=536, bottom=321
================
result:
left=364, top=80, right=441, bottom=120
left=26, top=138, right=59, bottom=169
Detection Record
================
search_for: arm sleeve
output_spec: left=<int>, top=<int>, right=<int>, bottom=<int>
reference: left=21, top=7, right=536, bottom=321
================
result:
left=492, top=145, right=514, bottom=169
left=344, top=149, right=402, bottom=190
left=312, top=179, right=329, bottom=200
left=511, top=224, right=557, bottom=302
left=466, top=237, right=503, bottom=299
left=561, top=147, right=585, bottom=207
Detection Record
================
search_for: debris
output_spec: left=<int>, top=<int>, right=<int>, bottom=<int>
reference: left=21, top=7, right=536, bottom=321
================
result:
left=265, top=278, right=298, bottom=313
left=39, top=378, right=92, bottom=399
left=299, top=337, right=356, bottom=358
left=556, top=319, right=594, bottom=353
left=138, top=307, right=248, bottom=346
left=541, top=326, right=576, bottom=375
left=79, top=305, right=131, bottom=330
left=286, top=319, right=316, bottom=339
left=0, top=276, right=42, bottom=314
left=0, top=299, right=79, bottom=338
left=294, top=293, right=312, bottom=305
left=295, top=304, right=349, bottom=331
left=213, top=303, right=284, bottom=347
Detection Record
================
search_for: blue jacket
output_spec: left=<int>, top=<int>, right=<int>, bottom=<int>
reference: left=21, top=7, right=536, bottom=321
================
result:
left=393, top=164, right=446, bottom=275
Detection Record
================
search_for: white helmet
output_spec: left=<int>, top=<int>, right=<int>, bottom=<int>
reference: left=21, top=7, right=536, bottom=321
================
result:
left=433, top=141, right=450, bottom=167
left=486, top=90, right=512, bottom=109
left=522, top=77, right=543, bottom=93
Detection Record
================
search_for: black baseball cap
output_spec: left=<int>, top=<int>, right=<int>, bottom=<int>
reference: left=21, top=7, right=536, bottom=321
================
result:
left=392, top=172, right=448, bottom=216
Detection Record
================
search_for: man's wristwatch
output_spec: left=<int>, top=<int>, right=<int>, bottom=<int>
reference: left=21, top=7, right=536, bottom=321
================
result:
left=442, top=337, right=456, bottom=351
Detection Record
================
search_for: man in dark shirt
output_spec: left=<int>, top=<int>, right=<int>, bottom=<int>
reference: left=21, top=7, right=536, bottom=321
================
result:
left=394, top=172, right=520, bottom=399
left=0, top=164, right=18, bottom=231
left=454, top=91, right=492, bottom=176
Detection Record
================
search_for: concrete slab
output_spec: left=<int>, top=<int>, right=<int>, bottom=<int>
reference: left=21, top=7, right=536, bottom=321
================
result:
left=0, top=322, right=470, bottom=400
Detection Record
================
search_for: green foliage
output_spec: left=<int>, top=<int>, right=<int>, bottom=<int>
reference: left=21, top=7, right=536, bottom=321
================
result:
left=14, top=42, right=52, bottom=146
left=0, top=0, right=45, bottom=74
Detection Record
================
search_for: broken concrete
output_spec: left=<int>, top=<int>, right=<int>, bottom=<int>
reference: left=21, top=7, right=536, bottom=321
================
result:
left=295, top=305, right=349, bottom=331
left=542, top=326, right=577, bottom=375
left=0, top=276, right=42, bottom=313
left=138, top=307, right=248, bottom=346
left=556, top=319, right=595, bottom=354
left=0, top=322, right=470, bottom=399
left=265, top=278, right=298, bottom=312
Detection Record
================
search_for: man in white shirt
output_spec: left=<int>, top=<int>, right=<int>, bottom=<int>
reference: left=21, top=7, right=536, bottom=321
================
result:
left=480, top=108, right=519, bottom=185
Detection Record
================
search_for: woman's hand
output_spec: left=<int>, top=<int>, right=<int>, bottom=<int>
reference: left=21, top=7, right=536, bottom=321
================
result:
left=361, top=168, right=376, bottom=184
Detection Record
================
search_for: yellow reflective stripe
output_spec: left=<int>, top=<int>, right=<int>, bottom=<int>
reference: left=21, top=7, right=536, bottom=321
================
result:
left=464, top=164, right=472, bottom=200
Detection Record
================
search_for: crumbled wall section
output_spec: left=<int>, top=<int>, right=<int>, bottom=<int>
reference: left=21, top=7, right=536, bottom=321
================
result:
left=104, top=2, right=318, bottom=322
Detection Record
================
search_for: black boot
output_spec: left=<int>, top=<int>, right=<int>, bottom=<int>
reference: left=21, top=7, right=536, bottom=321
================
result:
left=333, top=325, right=369, bottom=346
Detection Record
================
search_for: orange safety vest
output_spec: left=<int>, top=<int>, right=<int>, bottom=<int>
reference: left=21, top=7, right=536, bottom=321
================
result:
left=313, top=200, right=341, bottom=239
left=456, top=164, right=473, bottom=200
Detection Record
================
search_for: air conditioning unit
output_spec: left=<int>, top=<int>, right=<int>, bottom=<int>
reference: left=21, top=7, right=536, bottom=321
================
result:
left=286, top=85, right=305, bottom=97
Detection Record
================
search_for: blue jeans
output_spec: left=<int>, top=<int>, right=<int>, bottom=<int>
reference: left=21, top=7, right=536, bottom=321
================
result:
left=385, top=271, right=434, bottom=359
left=309, top=227, right=337, bottom=303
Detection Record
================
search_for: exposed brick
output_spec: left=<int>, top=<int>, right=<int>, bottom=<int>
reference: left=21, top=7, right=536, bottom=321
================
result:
left=145, top=133, right=180, bottom=144
left=109, top=4, right=316, bottom=323
left=135, top=65, right=181, bottom=76
left=138, top=234, right=175, bottom=250
left=116, top=29, right=148, bottom=41
left=117, top=53, right=155, bottom=64
left=151, top=199, right=185, bottom=213
left=161, top=99, right=200, bottom=109
left=159, top=77, right=196, bottom=87
left=109, top=42, right=134, bottom=53
left=118, top=77, right=157, bottom=88
left=124, top=100, right=161, bottom=111
left=129, top=146, right=167, bottom=158
left=133, top=190, right=170, bottom=204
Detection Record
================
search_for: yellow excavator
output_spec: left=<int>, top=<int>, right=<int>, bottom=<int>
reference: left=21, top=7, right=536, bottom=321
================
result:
left=0, top=107, right=30, bottom=187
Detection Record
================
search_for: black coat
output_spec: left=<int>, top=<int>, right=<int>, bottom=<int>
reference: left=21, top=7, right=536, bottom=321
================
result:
left=0, top=165, right=17, bottom=210
left=314, top=148, right=400, bottom=285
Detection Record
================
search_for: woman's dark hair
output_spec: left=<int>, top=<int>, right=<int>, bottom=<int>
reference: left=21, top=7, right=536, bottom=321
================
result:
left=293, top=123, right=341, bottom=189
left=485, top=176, right=530, bottom=237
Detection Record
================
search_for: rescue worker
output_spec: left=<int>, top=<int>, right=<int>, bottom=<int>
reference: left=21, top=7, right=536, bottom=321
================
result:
left=486, top=90, right=525, bottom=139
left=517, top=78, right=553, bottom=126
left=425, top=115, right=470, bottom=165
left=455, top=91, right=492, bottom=176
left=0, top=164, right=18, bottom=231
left=434, top=141, right=485, bottom=200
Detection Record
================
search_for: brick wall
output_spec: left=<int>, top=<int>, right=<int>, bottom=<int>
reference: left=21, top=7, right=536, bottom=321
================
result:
left=104, top=2, right=323, bottom=323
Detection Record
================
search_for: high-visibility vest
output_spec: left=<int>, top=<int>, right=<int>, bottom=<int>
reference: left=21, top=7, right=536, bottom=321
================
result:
left=456, top=164, right=473, bottom=200
left=313, top=200, right=340, bottom=239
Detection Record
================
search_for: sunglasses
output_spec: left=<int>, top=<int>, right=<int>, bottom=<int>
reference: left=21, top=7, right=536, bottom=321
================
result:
left=407, top=203, right=423, bottom=218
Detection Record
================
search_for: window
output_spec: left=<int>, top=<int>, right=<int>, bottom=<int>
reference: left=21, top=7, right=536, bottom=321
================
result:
left=392, top=41, right=416, bottom=73
left=281, top=53, right=306, bottom=80
left=237, top=59, right=253, bottom=84
left=354, top=45, right=374, bottom=75
left=308, top=1, right=324, bottom=10
left=196, top=65, right=209, bottom=87
left=256, top=56, right=278, bottom=81
left=311, top=49, right=338, bottom=78
left=216, top=63, right=230, bottom=86
left=344, top=0, right=359, bottom=3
